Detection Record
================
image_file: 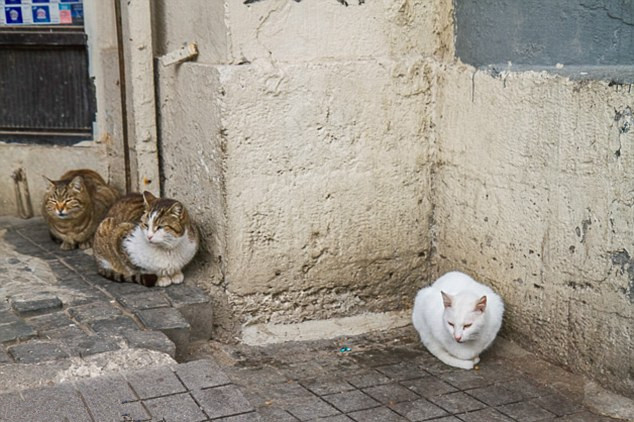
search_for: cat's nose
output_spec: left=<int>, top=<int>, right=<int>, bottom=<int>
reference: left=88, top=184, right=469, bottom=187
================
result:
left=454, top=335, right=462, bottom=342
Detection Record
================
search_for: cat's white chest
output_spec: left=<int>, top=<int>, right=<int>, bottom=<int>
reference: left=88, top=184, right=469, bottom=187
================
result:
left=123, top=226, right=198, bottom=274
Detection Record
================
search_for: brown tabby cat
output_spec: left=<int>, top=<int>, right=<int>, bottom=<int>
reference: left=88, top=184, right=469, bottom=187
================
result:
left=42, top=169, right=120, bottom=250
left=93, top=191, right=199, bottom=287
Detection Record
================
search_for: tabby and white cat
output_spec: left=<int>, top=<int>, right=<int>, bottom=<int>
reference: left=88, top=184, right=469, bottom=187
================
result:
left=412, top=271, right=504, bottom=370
left=93, top=191, right=199, bottom=287
left=42, top=169, right=119, bottom=250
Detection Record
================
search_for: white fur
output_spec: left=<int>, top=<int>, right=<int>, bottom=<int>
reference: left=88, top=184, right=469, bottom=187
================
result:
left=123, top=225, right=198, bottom=286
left=412, top=271, right=504, bottom=370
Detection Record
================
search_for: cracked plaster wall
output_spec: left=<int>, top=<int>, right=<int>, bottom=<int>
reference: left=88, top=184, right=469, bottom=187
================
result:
left=434, top=65, right=634, bottom=396
left=154, top=0, right=442, bottom=340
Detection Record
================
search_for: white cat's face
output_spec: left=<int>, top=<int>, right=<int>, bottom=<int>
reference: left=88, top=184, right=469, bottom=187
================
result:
left=441, top=292, right=487, bottom=343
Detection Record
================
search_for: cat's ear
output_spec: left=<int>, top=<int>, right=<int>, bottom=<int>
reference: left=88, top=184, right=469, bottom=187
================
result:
left=475, top=296, right=487, bottom=313
left=42, top=175, right=55, bottom=189
left=142, top=191, right=157, bottom=208
left=69, top=176, right=85, bottom=192
left=168, top=202, right=184, bottom=218
left=441, top=291, right=452, bottom=308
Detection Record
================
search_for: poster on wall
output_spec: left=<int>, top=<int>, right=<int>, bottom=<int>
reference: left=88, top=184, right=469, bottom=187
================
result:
left=0, top=0, right=83, bottom=26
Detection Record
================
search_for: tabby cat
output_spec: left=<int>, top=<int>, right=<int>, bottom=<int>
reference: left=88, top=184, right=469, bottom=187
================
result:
left=93, top=191, right=199, bottom=287
left=42, top=169, right=120, bottom=250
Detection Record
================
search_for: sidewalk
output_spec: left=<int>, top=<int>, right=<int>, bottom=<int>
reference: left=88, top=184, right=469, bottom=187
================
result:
left=0, top=216, right=632, bottom=421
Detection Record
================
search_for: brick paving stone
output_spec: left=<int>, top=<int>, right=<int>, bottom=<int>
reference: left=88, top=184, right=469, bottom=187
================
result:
left=215, top=412, right=261, bottom=422
left=192, top=385, right=255, bottom=419
left=425, top=418, right=462, bottom=422
left=466, top=384, right=525, bottom=406
left=400, top=377, right=458, bottom=398
left=26, top=311, right=75, bottom=332
left=322, top=389, right=381, bottom=413
left=347, top=406, right=408, bottom=421
left=164, top=284, right=210, bottom=307
left=376, top=361, right=431, bottom=381
left=363, top=383, right=420, bottom=405
left=0, top=320, right=37, bottom=343
left=439, top=369, right=491, bottom=390
left=531, top=393, right=583, bottom=416
left=135, top=307, right=190, bottom=352
left=76, top=374, right=144, bottom=422
left=68, top=301, right=122, bottom=323
left=10, top=293, right=62, bottom=316
left=286, top=396, right=341, bottom=420
left=457, top=407, right=516, bottom=422
left=120, top=401, right=152, bottom=422
left=118, top=291, right=171, bottom=310
left=101, top=281, right=151, bottom=297
left=40, top=324, right=85, bottom=340
left=8, top=340, right=69, bottom=363
left=347, top=369, right=391, bottom=388
left=389, top=398, right=449, bottom=421
left=123, top=329, right=176, bottom=357
left=0, top=347, right=11, bottom=363
left=0, top=308, right=19, bottom=324
left=316, top=416, right=354, bottom=422
left=301, top=378, right=356, bottom=395
left=89, top=315, right=139, bottom=336
left=500, top=378, right=552, bottom=399
left=257, top=407, right=299, bottom=422
left=70, top=334, right=120, bottom=357
left=429, top=391, right=487, bottom=414
left=127, top=366, right=186, bottom=399
left=175, top=359, right=231, bottom=389
left=0, top=383, right=92, bottom=422
left=496, top=401, right=556, bottom=421
left=143, top=392, right=207, bottom=422
left=164, top=284, right=213, bottom=340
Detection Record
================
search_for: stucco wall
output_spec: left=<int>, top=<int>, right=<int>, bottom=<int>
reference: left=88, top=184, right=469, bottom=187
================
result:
left=156, top=0, right=443, bottom=339
left=434, top=64, right=634, bottom=396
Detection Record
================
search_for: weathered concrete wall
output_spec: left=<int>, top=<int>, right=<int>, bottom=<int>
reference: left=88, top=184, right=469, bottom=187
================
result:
left=434, top=64, right=634, bottom=396
left=155, top=0, right=442, bottom=339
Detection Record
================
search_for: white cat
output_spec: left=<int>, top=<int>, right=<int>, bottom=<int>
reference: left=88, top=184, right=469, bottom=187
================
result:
left=412, top=271, right=504, bottom=370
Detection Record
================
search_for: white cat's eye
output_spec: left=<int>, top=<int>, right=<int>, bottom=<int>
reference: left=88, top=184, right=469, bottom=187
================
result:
left=448, top=322, right=454, bottom=326
left=464, top=323, right=472, bottom=328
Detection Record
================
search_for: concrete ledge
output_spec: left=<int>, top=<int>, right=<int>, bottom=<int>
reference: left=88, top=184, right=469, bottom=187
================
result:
left=241, top=310, right=411, bottom=345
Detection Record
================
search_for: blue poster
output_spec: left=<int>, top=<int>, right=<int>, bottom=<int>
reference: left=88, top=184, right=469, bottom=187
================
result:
left=60, top=0, right=80, bottom=3
left=32, top=5, right=50, bottom=23
left=33, top=0, right=50, bottom=4
left=5, top=0, right=22, bottom=5
left=4, top=6, right=22, bottom=24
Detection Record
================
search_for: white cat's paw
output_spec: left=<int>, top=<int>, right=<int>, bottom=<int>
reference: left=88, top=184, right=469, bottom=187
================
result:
left=171, top=272, right=184, bottom=285
left=157, top=276, right=172, bottom=287
left=473, top=356, right=480, bottom=365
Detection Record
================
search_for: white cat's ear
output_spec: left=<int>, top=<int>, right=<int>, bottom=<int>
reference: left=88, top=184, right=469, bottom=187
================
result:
left=69, top=176, right=84, bottom=191
left=143, top=191, right=157, bottom=208
left=441, top=291, right=452, bottom=308
left=475, top=296, right=487, bottom=312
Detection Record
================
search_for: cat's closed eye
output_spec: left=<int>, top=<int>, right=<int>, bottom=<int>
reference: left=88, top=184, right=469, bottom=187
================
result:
left=464, top=323, right=472, bottom=328
left=448, top=322, right=454, bottom=326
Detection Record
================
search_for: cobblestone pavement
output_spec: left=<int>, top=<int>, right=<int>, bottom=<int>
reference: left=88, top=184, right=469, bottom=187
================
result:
left=195, top=329, right=629, bottom=421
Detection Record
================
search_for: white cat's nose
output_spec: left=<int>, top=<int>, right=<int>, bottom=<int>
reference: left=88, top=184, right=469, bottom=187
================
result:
left=454, top=335, right=462, bottom=342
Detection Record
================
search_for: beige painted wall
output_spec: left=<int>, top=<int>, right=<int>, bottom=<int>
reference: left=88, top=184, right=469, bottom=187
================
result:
left=434, top=64, right=634, bottom=396
left=155, top=0, right=443, bottom=340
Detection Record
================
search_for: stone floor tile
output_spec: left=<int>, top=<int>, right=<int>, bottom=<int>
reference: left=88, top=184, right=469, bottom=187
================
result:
left=427, top=418, right=462, bottom=422
left=429, top=391, right=487, bottom=414
left=8, top=340, right=69, bottom=363
left=347, top=369, right=392, bottom=388
left=40, top=324, right=86, bottom=341
left=301, top=377, right=356, bottom=395
left=124, top=330, right=176, bottom=357
left=438, top=369, right=492, bottom=390
left=400, top=377, right=458, bottom=398
left=26, top=311, right=75, bottom=332
left=0, top=383, right=92, bottom=422
left=120, top=401, right=151, bottom=422
left=0, top=320, right=37, bottom=343
left=67, top=301, right=122, bottom=323
left=375, top=361, right=431, bottom=381
left=322, top=389, right=380, bottom=413
left=347, top=406, right=408, bottom=422
left=175, top=358, right=231, bottom=389
left=135, top=307, right=190, bottom=352
left=126, top=366, right=187, bottom=399
left=192, top=385, right=254, bottom=419
left=214, top=412, right=261, bottom=421
left=252, top=380, right=312, bottom=401
left=285, top=395, right=341, bottom=420
left=118, top=291, right=171, bottom=310
left=70, top=334, right=120, bottom=357
left=143, top=392, right=207, bottom=422
left=389, top=398, right=448, bottom=421
left=89, top=315, right=140, bottom=336
left=257, top=406, right=299, bottom=422
left=0, top=308, right=20, bottom=324
left=281, top=360, right=329, bottom=381
left=466, top=384, right=525, bottom=406
left=556, top=411, right=619, bottom=421
left=531, top=393, right=583, bottom=416
left=76, top=374, right=143, bottom=422
left=164, top=284, right=210, bottom=307
left=10, top=293, right=62, bottom=316
left=363, top=383, right=420, bottom=405
left=457, top=407, right=516, bottom=422
left=496, top=401, right=556, bottom=421
left=316, top=416, right=354, bottom=422
left=101, top=281, right=151, bottom=297
left=501, top=378, right=552, bottom=399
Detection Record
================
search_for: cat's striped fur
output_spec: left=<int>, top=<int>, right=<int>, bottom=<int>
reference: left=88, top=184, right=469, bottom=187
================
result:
left=93, top=191, right=199, bottom=287
left=42, top=169, right=120, bottom=250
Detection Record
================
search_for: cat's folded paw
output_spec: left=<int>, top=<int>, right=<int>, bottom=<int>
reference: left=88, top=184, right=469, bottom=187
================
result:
left=79, top=241, right=91, bottom=250
left=473, top=356, right=480, bottom=365
left=60, top=241, right=75, bottom=250
left=156, top=276, right=172, bottom=287
left=171, top=272, right=184, bottom=285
